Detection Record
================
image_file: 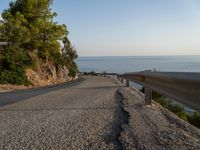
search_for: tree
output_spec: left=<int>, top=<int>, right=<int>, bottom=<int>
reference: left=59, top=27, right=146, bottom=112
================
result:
left=62, top=35, right=78, bottom=77
left=0, top=0, right=78, bottom=85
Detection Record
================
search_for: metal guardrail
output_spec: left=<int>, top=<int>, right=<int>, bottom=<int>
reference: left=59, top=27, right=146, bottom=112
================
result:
left=85, top=71, right=200, bottom=111
left=122, top=71, right=200, bottom=111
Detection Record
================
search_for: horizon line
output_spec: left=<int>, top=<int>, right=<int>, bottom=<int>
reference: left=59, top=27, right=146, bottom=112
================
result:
left=78, top=54, right=200, bottom=57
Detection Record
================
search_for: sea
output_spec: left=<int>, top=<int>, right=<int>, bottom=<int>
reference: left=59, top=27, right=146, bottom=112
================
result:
left=77, top=55, right=200, bottom=112
left=76, top=55, right=200, bottom=73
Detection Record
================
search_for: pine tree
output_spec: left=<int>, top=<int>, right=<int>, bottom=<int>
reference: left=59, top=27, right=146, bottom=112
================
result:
left=0, top=0, right=78, bottom=85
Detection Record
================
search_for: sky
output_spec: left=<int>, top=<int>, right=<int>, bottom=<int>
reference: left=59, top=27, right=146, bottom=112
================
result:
left=1, top=0, right=200, bottom=56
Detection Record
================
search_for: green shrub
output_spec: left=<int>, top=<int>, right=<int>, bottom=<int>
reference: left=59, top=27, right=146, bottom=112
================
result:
left=0, top=45, right=33, bottom=85
left=68, top=61, right=78, bottom=78
left=140, top=87, right=200, bottom=128
left=51, top=52, right=65, bottom=66
left=154, top=97, right=171, bottom=108
left=0, top=70, right=31, bottom=85
left=176, top=111, right=188, bottom=121
left=154, top=96, right=188, bottom=121
left=187, top=112, right=200, bottom=128
left=69, top=68, right=77, bottom=78
left=169, top=104, right=185, bottom=114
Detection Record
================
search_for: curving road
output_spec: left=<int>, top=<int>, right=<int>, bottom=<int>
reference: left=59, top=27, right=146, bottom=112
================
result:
left=0, top=76, right=125, bottom=149
left=0, top=75, right=200, bottom=150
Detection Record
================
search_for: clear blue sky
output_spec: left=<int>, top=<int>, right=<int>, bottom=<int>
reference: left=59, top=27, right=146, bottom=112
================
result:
left=1, top=0, right=200, bottom=56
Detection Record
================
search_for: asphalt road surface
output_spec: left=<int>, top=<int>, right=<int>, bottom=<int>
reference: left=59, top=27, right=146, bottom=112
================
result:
left=0, top=76, right=200, bottom=150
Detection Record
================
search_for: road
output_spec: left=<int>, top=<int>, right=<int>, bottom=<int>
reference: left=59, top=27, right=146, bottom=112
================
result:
left=0, top=76, right=200, bottom=150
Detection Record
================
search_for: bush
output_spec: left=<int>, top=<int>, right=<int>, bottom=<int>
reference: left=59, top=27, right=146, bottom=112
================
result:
left=69, top=68, right=76, bottom=78
left=0, top=45, right=33, bottom=85
left=68, top=61, right=78, bottom=78
left=187, top=112, right=200, bottom=128
left=153, top=95, right=188, bottom=121
left=51, top=52, right=65, bottom=66
left=0, top=70, right=31, bottom=85
left=154, top=97, right=171, bottom=108
left=140, top=87, right=200, bottom=128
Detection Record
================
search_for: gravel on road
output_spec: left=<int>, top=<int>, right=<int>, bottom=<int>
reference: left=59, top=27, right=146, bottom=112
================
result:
left=0, top=76, right=125, bottom=150
left=0, top=75, right=200, bottom=150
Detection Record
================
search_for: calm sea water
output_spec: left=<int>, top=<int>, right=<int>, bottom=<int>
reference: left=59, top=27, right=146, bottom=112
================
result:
left=76, top=55, right=200, bottom=73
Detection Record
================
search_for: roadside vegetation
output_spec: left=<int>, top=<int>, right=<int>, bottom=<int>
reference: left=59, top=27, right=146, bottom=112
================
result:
left=0, top=0, right=78, bottom=85
left=83, top=71, right=98, bottom=76
left=141, top=87, right=200, bottom=129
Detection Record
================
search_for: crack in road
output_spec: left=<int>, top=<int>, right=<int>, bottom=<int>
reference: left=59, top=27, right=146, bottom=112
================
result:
left=104, top=89, right=130, bottom=150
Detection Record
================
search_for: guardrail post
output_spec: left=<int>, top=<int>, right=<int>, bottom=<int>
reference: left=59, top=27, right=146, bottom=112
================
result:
left=126, top=80, right=129, bottom=87
left=145, top=87, right=152, bottom=105
left=121, top=77, right=123, bottom=83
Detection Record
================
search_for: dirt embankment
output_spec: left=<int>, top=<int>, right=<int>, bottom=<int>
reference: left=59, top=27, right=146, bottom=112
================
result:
left=119, top=87, right=200, bottom=150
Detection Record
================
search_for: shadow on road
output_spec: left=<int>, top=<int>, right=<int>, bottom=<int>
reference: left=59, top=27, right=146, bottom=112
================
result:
left=0, top=107, right=118, bottom=112
left=0, top=77, right=85, bottom=107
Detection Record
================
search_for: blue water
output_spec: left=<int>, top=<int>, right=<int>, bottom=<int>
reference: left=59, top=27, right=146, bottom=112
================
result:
left=77, top=55, right=200, bottom=73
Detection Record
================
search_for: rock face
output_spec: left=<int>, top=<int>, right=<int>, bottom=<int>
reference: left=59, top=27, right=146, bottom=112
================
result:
left=26, top=50, right=74, bottom=86
left=26, top=65, right=72, bottom=86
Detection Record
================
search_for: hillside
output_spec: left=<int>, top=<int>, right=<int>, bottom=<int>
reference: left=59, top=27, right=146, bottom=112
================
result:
left=0, top=0, right=78, bottom=87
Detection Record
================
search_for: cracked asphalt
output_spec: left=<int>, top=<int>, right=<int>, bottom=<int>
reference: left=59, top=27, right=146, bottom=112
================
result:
left=0, top=75, right=200, bottom=150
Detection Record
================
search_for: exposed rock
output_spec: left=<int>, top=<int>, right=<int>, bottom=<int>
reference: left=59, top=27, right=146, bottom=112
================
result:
left=26, top=64, right=73, bottom=87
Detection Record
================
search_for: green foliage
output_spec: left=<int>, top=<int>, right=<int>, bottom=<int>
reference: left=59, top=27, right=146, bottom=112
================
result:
left=154, top=97, right=171, bottom=108
left=140, top=88, right=200, bottom=127
left=0, top=0, right=78, bottom=85
left=0, top=70, right=31, bottom=85
left=0, top=45, right=32, bottom=70
left=62, top=36, right=78, bottom=68
left=187, top=112, right=200, bottom=128
left=51, top=52, right=65, bottom=66
left=168, top=104, right=188, bottom=121
left=1, top=12, right=31, bottom=44
left=68, top=61, right=78, bottom=78
left=151, top=90, right=199, bottom=127
left=69, top=68, right=77, bottom=78
left=83, top=71, right=98, bottom=76
left=0, top=45, right=33, bottom=85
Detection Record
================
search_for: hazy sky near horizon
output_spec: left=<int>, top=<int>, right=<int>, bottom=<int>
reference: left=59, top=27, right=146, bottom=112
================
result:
left=1, top=0, right=200, bottom=56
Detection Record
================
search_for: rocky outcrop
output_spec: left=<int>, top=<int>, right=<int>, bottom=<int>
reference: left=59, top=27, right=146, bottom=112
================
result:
left=25, top=49, right=74, bottom=86
left=26, top=65, right=73, bottom=87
